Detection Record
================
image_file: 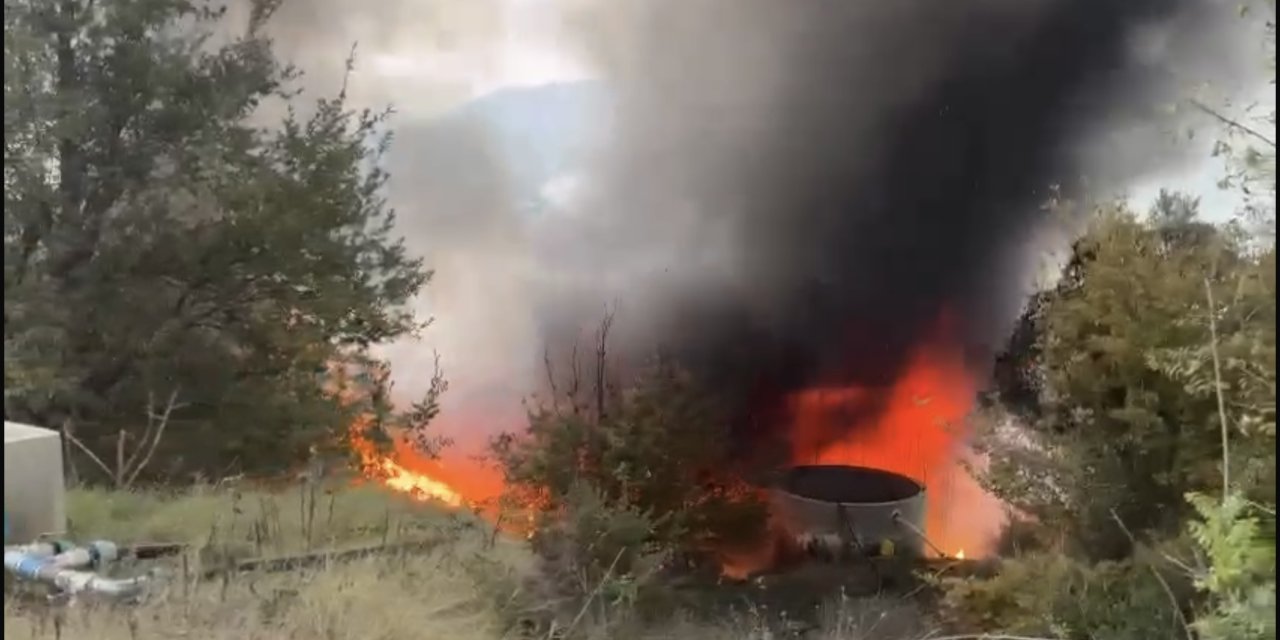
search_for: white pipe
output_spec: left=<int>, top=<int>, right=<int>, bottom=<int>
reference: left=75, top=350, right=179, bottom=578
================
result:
left=51, top=541, right=120, bottom=569
left=5, top=541, right=65, bottom=558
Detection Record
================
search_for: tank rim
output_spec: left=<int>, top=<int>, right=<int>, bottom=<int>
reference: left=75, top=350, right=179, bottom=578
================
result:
left=775, top=464, right=926, bottom=507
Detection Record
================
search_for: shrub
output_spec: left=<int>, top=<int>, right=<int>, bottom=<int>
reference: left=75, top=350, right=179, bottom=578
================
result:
left=938, top=551, right=1191, bottom=639
left=503, top=482, right=673, bottom=636
left=489, top=338, right=774, bottom=636
left=493, top=354, right=771, bottom=568
left=1186, top=491, right=1277, bottom=640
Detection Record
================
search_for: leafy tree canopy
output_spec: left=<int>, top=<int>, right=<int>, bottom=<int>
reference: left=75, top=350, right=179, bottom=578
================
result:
left=3, top=0, right=433, bottom=482
left=980, top=192, right=1274, bottom=560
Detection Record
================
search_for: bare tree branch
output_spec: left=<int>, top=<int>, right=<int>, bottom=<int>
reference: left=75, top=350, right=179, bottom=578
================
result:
left=115, top=429, right=127, bottom=486
left=543, top=346, right=561, bottom=413
left=122, top=390, right=157, bottom=476
left=62, top=423, right=117, bottom=484
left=62, top=388, right=182, bottom=488
left=1204, top=279, right=1232, bottom=497
left=1188, top=98, right=1277, bottom=149
left=1110, top=509, right=1195, bottom=640
left=126, top=388, right=180, bottom=487
left=568, top=336, right=583, bottom=415
left=594, top=308, right=615, bottom=421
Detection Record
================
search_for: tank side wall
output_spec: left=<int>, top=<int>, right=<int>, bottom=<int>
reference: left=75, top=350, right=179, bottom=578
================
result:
left=772, top=489, right=928, bottom=555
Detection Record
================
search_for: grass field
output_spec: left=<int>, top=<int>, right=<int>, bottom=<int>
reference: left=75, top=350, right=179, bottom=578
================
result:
left=3, top=482, right=935, bottom=640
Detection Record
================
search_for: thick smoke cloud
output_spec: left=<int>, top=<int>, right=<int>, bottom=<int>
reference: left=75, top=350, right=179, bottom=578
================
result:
left=538, top=0, right=1239, bottom=445
left=230, top=0, right=1249, bottom=453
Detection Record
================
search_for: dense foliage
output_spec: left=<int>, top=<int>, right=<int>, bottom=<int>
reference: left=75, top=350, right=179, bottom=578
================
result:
left=3, top=0, right=434, bottom=482
left=980, top=195, right=1274, bottom=557
left=489, top=342, right=775, bottom=631
left=954, top=6, right=1277, bottom=631
left=950, top=9, right=1277, bottom=636
left=948, top=188, right=1276, bottom=636
left=494, top=351, right=772, bottom=560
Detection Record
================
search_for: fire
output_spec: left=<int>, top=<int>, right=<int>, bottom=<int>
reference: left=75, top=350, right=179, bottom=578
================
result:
left=369, top=454, right=464, bottom=507
left=787, top=315, right=1005, bottom=560
left=351, top=423, right=506, bottom=512
left=329, top=310, right=1005, bottom=577
left=344, top=408, right=454, bottom=507
left=349, top=420, right=466, bottom=507
left=331, top=365, right=500, bottom=511
left=718, top=528, right=786, bottom=580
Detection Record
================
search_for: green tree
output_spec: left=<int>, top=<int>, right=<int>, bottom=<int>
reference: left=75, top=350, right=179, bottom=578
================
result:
left=1183, top=492, right=1276, bottom=640
left=1200, top=1, right=1276, bottom=239
left=960, top=197, right=1274, bottom=637
left=1178, top=8, right=1277, bottom=633
left=952, top=6, right=1275, bottom=635
left=979, top=195, right=1274, bottom=559
left=3, top=0, right=433, bottom=482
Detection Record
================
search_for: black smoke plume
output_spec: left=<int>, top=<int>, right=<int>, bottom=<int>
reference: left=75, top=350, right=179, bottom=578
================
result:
left=546, top=0, right=1232, bottom=450
left=222, top=0, right=1248, bottom=454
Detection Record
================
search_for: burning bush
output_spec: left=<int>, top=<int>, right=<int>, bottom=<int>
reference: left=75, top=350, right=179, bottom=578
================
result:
left=489, top=332, right=776, bottom=631
left=494, top=354, right=773, bottom=563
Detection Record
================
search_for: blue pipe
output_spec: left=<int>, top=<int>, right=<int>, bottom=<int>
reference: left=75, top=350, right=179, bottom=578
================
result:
left=4, top=547, right=148, bottom=598
left=4, top=550, right=47, bottom=581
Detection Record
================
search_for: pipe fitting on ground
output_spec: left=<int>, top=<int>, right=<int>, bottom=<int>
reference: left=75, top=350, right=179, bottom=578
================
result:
left=5, top=548, right=148, bottom=600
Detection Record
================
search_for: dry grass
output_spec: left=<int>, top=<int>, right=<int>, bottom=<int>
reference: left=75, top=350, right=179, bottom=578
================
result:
left=3, top=482, right=935, bottom=640
left=5, top=551, right=506, bottom=640
left=4, top=482, right=528, bottom=640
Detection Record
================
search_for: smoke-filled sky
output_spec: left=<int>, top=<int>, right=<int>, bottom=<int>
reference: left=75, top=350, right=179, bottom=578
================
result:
left=545, top=0, right=1262, bottom=444
left=237, top=0, right=1270, bottom=451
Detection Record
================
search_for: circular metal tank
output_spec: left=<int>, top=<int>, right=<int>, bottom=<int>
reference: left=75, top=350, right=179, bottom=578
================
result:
left=771, top=465, right=927, bottom=558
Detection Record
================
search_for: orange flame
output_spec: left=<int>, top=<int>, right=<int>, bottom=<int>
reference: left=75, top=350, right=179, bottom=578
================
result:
left=367, top=452, right=464, bottom=507
left=348, top=412, right=465, bottom=507
left=330, top=364, right=490, bottom=511
left=334, top=311, right=1004, bottom=576
left=350, top=420, right=507, bottom=513
left=786, top=315, right=1004, bottom=561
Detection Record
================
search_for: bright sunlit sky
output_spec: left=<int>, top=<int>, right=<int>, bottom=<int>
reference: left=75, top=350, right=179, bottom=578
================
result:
left=1132, top=152, right=1241, bottom=220
left=359, top=0, right=592, bottom=109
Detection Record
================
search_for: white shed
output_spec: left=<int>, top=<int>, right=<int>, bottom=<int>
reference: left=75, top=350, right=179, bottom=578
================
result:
left=4, top=421, right=68, bottom=542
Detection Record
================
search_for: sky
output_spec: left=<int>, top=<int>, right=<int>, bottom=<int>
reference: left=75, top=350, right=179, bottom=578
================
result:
left=254, top=0, right=1270, bottom=219
left=278, top=0, right=594, bottom=116
left=1127, top=118, right=1265, bottom=222
left=351, top=1, right=1264, bottom=210
left=361, top=3, right=591, bottom=100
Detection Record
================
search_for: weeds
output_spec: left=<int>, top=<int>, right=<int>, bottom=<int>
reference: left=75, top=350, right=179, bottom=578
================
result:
left=4, top=483, right=514, bottom=640
left=4, top=483, right=937, bottom=640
